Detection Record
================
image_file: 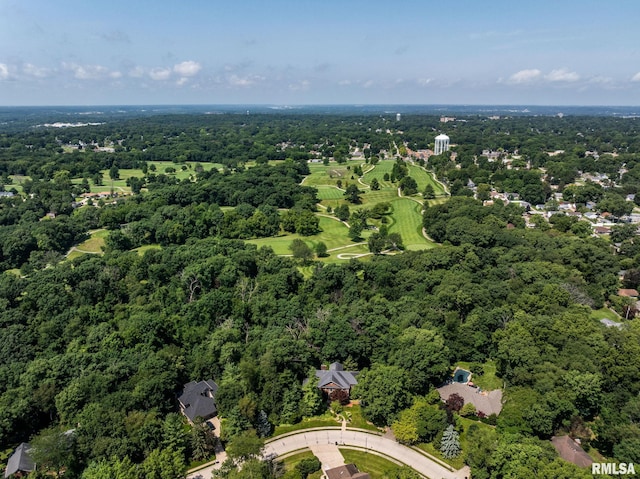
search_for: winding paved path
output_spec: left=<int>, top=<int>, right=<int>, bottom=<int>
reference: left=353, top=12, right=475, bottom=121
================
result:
left=264, top=429, right=469, bottom=479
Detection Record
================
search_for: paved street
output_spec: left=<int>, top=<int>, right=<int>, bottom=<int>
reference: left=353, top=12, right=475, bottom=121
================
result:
left=264, top=429, right=470, bottom=479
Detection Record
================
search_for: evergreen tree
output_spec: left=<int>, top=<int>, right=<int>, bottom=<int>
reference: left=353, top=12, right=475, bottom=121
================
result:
left=255, top=410, right=272, bottom=438
left=423, top=184, right=435, bottom=199
left=440, top=425, right=461, bottom=459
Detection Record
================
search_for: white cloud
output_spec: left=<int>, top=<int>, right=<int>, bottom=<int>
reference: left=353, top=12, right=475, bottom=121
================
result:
left=589, top=75, right=613, bottom=85
left=289, top=79, right=310, bottom=91
left=173, top=60, right=201, bottom=77
left=417, top=77, right=433, bottom=86
left=545, top=68, right=580, bottom=82
left=62, top=62, right=111, bottom=80
left=363, top=80, right=374, bottom=88
left=149, top=68, right=172, bottom=81
left=0, top=63, right=9, bottom=80
left=176, top=77, right=189, bottom=86
left=508, top=69, right=542, bottom=84
left=22, top=63, right=50, bottom=78
left=338, top=79, right=352, bottom=86
left=228, top=74, right=264, bottom=87
left=129, top=66, right=145, bottom=78
left=109, top=71, right=122, bottom=79
left=631, top=72, right=640, bottom=82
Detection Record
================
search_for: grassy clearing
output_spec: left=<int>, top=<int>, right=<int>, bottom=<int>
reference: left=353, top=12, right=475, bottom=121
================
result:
left=590, top=307, right=622, bottom=321
left=75, top=229, right=108, bottom=254
left=455, top=360, right=503, bottom=391
left=387, top=198, right=435, bottom=251
left=339, top=449, right=404, bottom=478
left=7, top=175, right=29, bottom=194
left=133, top=244, right=162, bottom=256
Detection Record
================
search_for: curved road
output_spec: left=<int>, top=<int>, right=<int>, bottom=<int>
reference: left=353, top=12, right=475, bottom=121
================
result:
left=264, top=429, right=469, bottom=479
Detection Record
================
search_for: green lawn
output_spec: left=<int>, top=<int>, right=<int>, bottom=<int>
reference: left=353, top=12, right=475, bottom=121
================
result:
left=344, top=404, right=381, bottom=432
left=273, top=412, right=341, bottom=436
left=280, top=451, right=323, bottom=479
left=386, top=198, right=435, bottom=251
left=454, top=360, right=503, bottom=391
left=339, top=449, right=404, bottom=479
left=590, top=307, right=622, bottom=322
left=416, top=416, right=495, bottom=470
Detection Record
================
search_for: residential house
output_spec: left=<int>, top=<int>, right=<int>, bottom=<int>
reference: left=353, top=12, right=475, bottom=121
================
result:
left=325, top=464, right=370, bottom=479
left=551, top=435, right=593, bottom=468
left=618, top=289, right=639, bottom=299
left=178, top=379, right=218, bottom=424
left=314, top=362, right=358, bottom=397
left=4, top=443, right=35, bottom=478
left=437, top=382, right=503, bottom=416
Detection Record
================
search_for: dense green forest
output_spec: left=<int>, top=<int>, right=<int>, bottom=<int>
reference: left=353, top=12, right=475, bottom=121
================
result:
left=1, top=112, right=640, bottom=479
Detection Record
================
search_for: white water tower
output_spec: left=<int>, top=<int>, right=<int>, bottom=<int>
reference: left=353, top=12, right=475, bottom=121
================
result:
left=434, top=133, right=450, bottom=155
left=396, top=113, right=401, bottom=121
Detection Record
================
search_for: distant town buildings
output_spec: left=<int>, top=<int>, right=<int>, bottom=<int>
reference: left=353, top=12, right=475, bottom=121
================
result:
left=434, top=134, right=450, bottom=155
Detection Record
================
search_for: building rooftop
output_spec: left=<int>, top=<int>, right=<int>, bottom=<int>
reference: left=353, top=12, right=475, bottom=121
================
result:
left=5, top=443, right=35, bottom=478
left=325, top=464, right=370, bottom=479
left=551, top=435, right=593, bottom=468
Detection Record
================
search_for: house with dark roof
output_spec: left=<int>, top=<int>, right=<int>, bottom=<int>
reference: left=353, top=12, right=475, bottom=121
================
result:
left=315, top=362, right=358, bottom=396
left=178, top=379, right=218, bottom=424
left=551, top=435, right=593, bottom=468
left=324, top=464, right=370, bottom=479
left=4, top=443, right=35, bottom=478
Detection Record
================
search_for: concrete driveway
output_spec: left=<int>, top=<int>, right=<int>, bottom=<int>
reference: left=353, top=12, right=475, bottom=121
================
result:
left=264, top=429, right=470, bottom=479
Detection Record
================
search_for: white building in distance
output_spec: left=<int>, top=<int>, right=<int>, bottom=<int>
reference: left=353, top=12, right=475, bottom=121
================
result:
left=434, top=133, right=450, bottom=155
left=396, top=113, right=401, bottom=121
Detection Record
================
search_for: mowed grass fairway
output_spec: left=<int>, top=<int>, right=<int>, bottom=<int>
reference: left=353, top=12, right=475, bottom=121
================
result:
left=71, top=161, right=223, bottom=195
left=362, top=160, right=395, bottom=188
left=316, top=185, right=345, bottom=201
left=387, top=198, right=435, bottom=250
left=407, top=164, right=447, bottom=196
left=246, top=215, right=351, bottom=255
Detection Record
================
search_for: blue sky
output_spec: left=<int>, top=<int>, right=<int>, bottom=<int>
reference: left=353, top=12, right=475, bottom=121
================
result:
left=1, top=0, right=640, bottom=106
